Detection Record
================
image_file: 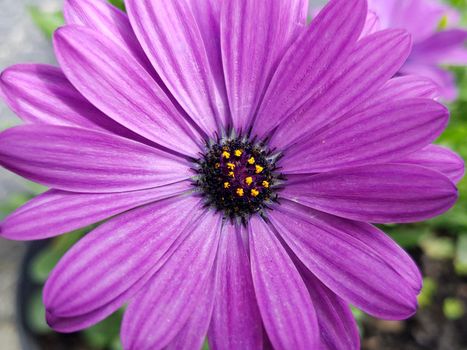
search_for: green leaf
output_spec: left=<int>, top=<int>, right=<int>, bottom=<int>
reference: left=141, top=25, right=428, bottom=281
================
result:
left=417, top=277, right=437, bottom=308
left=420, top=235, right=456, bottom=260
left=27, top=290, right=51, bottom=334
left=443, top=298, right=465, bottom=320
left=455, top=235, right=467, bottom=275
left=29, top=229, right=88, bottom=283
left=350, top=306, right=365, bottom=337
left=108, top=0, right=126, bottom=11
left=82, top=309, right=123, bottom=348
left=386, top=226, right=429, bottom=249
left=202, top=339, right=210, bottom=350
left=0, top=193, right=32, bottom=220
left=29, top=6, right=64, bottom=38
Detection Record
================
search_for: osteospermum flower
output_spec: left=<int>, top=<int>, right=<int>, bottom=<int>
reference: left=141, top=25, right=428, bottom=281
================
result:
left=0, top=0, right=464, bottom=348
left=368, top=0, right=467, bottom=100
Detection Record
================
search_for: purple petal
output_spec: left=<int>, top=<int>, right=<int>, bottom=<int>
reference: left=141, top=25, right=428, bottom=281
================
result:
left=282, top=98, right=448, bottom=173
left=0, top=64, right=140, bottom=139
left=249, top=216, right=319, bottom=350
left=369, top=0, right=446, bottom=42
left=300, top=267, right=360, bottom=350
left=121, top=211, right=222, bottom=350
left=44, top=196, right=203, bottom=331
left=361, top=10, right=381, bottom=37
left=362, top=75, right=440, bottom=107
left=282, top=164, right=458, bottom=223
left=0, top=125, right=191, bottom=193
left=126, top=0, right=228, bottom=132
left=220, top=0, right=307, bottom=131
left=165, top=265, right=217, bottom=350
left=411, top=30, right=467, bottom=66
left=0, top=181, right=190, bottom=240
left=396, top=144, right=465, bottom=184
left=188, top=0, right=228, bottom=125
left=253, top=0, right=367, bottom=137
left=63, top=0, right=154, bottom=74
left=270, top=28, right=412, bottom=149
left=270, top=201, right=422, bottom=319
left=54, top=25, right=202, bottom=156
left=401, top=63, right=458, bottom=101
left=208, top=223, right=263, bottom=350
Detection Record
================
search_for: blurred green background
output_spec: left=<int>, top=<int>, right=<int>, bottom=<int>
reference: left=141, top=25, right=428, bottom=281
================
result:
left=0, top=0, right=467, bottom=349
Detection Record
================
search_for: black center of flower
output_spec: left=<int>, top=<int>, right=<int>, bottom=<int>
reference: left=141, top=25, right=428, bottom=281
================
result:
left=194, top=135, right=283, bottom=222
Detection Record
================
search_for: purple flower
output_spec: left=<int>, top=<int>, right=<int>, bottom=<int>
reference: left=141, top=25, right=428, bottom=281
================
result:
left=0, top=0, right=463, bottom=348
left=368, top=0, right=467, bottom=100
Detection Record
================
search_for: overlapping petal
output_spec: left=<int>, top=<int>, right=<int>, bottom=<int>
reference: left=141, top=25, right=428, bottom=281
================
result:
left=396, top=144, right=465, bottom=184
left=402, top=63, right=458, bottom=101
left=165, top=265, right=217, bottom=350
left=0, top=125, right=191, bottom=193
left=253, top=0, right=367, bottom=136
left=0, top=181, right=190, bottom=240
left=64, top=0, right=154, bottom=73
left=121, top=211, right=222, bottom=350
left=249, top=217, right=319, bottom=350
left=368, top=0, right=446, bottom=42
left=188, top=0, right=227, bottom=125
left=282, top=98, right=448, bottom=173
left=208, top=224, right=263, bottom=349
left=411, top=29, right=467, bottom=66
left=270, top=201, right=421, bottom=319
left=44, top=196, right=203, bottom=331
left=271, top=28, right=412, bottom=149
left=359, top=75, right=440, bottom=108
left=126, top=0, right=228, bottom=131
left=282, top=164, right=457, bottom=223
left=220, top=0, right=307, bottom=131
left=0, top=64, right=139, bottom=138
left=361, top=10, right=381, bottom=38
left=54, top=25, right=202, bottom=156
left=301, top=267, right=360, bottom=350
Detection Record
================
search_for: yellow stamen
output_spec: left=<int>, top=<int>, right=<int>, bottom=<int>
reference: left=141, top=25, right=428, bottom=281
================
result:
left=247, top=157, right=255, bottom=165
left=227, top=162, right=236, bottom=170
left=224, top=182, right=230, bottom=189
left=222, top=151, right=231, bottom=159
left=262, top=180, right=270, bottom=188
left=228, top=171, right=235, bottom=178
left=234, top=149, right=243, bottom=157
left=245, top=176, right=253, bottom=186
left=255, top=165, right=264, bottom=174
left=236, top=188, right=244, bottom=197
left=251, top=189, right=260, bottom=197
left=215, top=163, right=220, bottom=169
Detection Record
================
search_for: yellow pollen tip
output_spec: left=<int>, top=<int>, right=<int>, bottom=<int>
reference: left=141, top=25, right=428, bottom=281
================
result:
left=228, top=171, right=235, bottom=178
left=247, top=157, right=255, bottom=165
left=251, top=189, right=260, bottom=197
left=215, top=163, right=220, bottom=169
left=223, top=182, right=230, bottom=189
left=255, top=165, right=264, bottom=174
left=234, top=149, right=243, bottom=157
left=222, top=151, right=231, bottom=159
left=236, top=188, right=244, bottom=197
left=245, top=176, right=253, bottom=186
left=262, top=180, right=270, bottom=188
left=227, top=162, right=235, bottom=170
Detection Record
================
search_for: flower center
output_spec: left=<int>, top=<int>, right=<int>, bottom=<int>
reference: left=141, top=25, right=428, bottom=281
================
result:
left=194, top=135, right=283, bottom=222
